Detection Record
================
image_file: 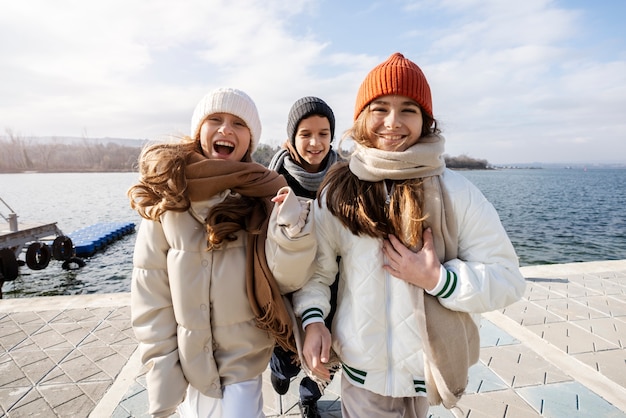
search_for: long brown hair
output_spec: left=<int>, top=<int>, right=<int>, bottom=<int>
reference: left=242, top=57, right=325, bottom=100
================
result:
left=319, top=105, right=439, bottom=249
left=128, top=138, right=197, bottom=221
left=128, top=134, right=257, bottom=250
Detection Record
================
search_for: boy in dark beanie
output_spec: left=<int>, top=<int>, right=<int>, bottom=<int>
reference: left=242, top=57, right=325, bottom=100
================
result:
left=268, top=96, right=340, bottom=418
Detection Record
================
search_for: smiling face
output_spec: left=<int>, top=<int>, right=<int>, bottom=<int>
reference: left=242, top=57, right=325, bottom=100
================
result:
left=367, top=95, right=424, bottom=152
left=199, top=113, right=251, bottom=161
left=294, top=115, right=332, bottom=172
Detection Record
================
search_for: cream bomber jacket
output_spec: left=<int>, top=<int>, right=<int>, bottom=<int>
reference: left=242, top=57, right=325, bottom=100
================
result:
left=292, top=168, right=526, bottom=398
left=131, top=187, right=316, bottom=417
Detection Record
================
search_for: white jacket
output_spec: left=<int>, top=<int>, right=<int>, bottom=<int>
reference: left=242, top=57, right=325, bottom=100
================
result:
left=292, top=169, right=525, bottom=398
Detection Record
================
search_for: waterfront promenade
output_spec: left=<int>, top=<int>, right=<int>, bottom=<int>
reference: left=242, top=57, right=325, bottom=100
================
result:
left=1, top=260, right=625, bottom=417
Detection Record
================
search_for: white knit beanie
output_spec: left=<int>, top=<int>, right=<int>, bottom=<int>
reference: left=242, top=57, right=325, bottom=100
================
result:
left=190, top=87, right=262, bottom=152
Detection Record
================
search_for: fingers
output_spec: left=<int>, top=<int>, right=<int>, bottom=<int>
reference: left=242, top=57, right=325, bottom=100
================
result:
left=271, top=187, right=290, bottom=203
left=387, top=233, right=401, bottom=250
left=422, top=227, right=433, bottom=248
left=271, top=194, right=287, bottom=204
left=302, top=323, right=332, bottom=379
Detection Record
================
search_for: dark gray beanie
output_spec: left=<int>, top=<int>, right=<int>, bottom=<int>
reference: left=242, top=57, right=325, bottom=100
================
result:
left=286, top=96, right=335, bottom=144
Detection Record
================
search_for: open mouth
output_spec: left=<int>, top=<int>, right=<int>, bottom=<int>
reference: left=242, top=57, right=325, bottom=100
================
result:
left=214, top=140, right=235, bottom=156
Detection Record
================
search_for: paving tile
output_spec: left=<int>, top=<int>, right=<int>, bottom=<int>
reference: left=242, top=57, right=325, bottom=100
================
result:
left=51, top=392, right=96, bottom=417
left=6, top=334, right=41, bottom=353
left=47, top=321, right=93, bottom=346
left=39, top=365, right=74, bottom=386
left=8, top=311, right=48, bottom=327
left=501, top=300, right=563, bottom=326
left=0, top=356, right=30, bottom=387
left=584, top=295, right=619, bottom=317
left=0, top=386, right=30, bottom=413
left=38, top=383, right=88, bottom=410
left=118, top=390, right=150, bottom=416
left=78, top=380, right=111, bottom=403
left=549, top=298, right=600, bottom=321
left=10, top=350, right=57, bottom=384
left=479, top=319, right=519, bottom=347
left=481, top=344, right=572, bottom=388
left=55, top=309, right=100, bottom=323
left=84, top=322, right=136, bottom=346
left=573, top=317, right=623, bottom=350
left=465, top=361, right=510, bottom=393
left=516, top=381, right=626, bottom=417
left=0, top=323, right=29, bottom=351
left=7, top=387, right=56, bottom=417
left=525, top=321, right=602, bottom=354
left=58, top=350, right=111, bottom=383
left=33, top=310, right=62, bottom=322
left=431, top=388, right=541, bottom=418
left=29, top=325, right=75, bottom=351
left=42, top=347, right=75, bottom=364
left=606, top=297, right=626, bottom=317
left=573, top=350, right=626, bottom=387
left=110, top=342, right=138, bottom=359
left=78, top=345, right=128, bottom=378
left=523, top=280, right=555, bottom=301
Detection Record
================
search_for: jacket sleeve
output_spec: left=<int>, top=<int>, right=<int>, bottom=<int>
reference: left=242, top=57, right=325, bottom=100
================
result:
left=131, top=218, right=188, bottom=417
left=266, top=187, right=317, bottom=294
left=292, top=194, right=337, bottom=327
left=429, top=170, right=526, bottom=313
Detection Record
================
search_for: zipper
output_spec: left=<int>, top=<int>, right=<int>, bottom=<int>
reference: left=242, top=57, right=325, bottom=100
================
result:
left=383, top=251, right=393, bottom=394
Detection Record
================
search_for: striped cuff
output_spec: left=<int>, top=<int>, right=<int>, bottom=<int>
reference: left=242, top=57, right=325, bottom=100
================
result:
left=301, top=307, right=325, bottom=329
left=414, top=378, right=426, bottom=394
left=427, top=266, right=458, bottom=299
left=342, top=364, right=367, bottom=385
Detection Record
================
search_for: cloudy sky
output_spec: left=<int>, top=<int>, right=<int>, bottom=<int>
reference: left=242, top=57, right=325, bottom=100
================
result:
left=1, top=0, right=625, bottom=164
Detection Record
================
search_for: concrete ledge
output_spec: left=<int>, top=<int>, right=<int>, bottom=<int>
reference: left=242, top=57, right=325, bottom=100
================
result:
left=0, top=292, right=130, bottom=312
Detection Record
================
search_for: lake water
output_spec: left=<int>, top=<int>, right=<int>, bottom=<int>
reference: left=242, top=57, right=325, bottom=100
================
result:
left=1, top=169, right=625, bottom=298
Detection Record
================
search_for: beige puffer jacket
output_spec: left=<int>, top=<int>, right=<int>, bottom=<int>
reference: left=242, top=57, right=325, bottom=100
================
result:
left=131, top=188, right=315, bottom=417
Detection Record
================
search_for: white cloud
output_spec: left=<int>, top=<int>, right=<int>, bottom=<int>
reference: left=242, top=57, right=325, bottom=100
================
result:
left=1, top=0, right=625, bottom=163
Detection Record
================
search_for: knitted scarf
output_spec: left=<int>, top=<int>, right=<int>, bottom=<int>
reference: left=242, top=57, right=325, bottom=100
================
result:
left=268, top=143, right=339, bottom=193
left=184, top=152, right=297, bottom=353
left=349, top=134, right=480, bottom=410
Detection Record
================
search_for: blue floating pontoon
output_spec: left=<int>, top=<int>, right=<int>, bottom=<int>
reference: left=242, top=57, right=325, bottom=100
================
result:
left=69, top=222, right=136, bottom=257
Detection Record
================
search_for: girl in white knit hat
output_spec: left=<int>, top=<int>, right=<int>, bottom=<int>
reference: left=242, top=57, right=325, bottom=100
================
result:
left=128, top=87, right=316, bottom=417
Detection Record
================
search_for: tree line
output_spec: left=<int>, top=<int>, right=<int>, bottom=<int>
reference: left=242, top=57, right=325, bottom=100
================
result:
left=0, top=134, right=488, bottom=173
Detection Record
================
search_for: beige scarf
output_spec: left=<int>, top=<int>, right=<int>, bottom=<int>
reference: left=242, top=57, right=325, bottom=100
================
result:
left=185, top=152, right=297, bottom=353
left=349, top=134, right=480, bottom=409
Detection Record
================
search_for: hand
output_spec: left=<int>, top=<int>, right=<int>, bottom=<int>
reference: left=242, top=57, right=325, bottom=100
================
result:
left=271, top=187, right=289, bottom=204
left=382, top=228, right=441, bottom=291
left=302, top=322, right=332, bottom=380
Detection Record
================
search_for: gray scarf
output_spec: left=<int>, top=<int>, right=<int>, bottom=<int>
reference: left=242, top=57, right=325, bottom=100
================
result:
left=269, top=148, right=338, bottom=193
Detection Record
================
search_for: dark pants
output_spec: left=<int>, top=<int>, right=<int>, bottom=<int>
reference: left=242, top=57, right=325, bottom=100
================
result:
left=270, top=345, right=323, bottom=402
left=271, top=273, right=339, bottom=403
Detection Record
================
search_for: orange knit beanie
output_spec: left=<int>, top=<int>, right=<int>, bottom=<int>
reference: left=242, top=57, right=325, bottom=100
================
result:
left=354, top=52, right=432, bottom=121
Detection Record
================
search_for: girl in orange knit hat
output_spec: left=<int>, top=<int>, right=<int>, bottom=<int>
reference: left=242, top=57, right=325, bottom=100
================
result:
left=292, top=53, right=526, bottom=417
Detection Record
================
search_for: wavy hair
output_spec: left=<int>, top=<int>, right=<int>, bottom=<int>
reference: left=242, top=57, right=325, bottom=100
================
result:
left=320, top=105, right=440, bottom=249
left=128, top=132, right=256, bottom=250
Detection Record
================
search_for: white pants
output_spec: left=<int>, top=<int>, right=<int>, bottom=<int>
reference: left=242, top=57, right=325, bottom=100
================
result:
left=176, top=375, right=265, bottom=418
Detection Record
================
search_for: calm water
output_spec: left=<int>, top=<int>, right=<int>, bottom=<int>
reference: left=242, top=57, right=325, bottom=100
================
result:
left=461, top=168, right=626, bottom=265
left=1, top=172, right=141, bottom=298
left=1, top=169, right=625, bottom=298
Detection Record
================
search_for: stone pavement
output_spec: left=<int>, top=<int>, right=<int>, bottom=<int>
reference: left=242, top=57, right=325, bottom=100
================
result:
left=0, top=259, right=625, bottom=417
